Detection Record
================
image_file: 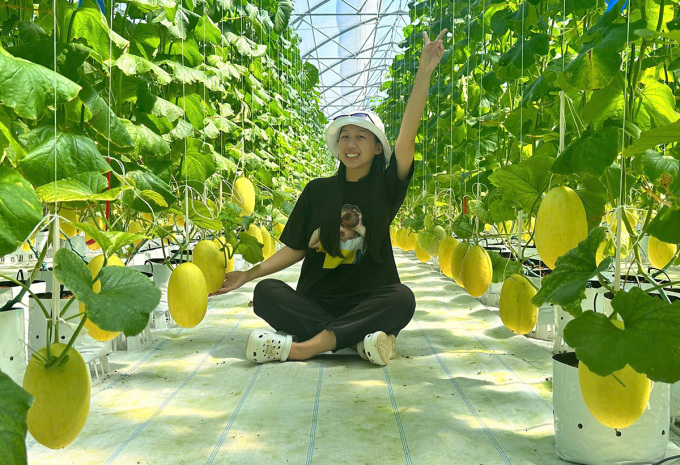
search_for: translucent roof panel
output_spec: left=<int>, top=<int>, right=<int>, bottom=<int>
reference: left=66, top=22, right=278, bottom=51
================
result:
left=292, top=0, right=410, bottom=119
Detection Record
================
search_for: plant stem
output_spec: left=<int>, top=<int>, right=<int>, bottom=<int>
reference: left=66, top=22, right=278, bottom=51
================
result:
left=0, top=274, right=51, bottom=320
left=45, top=314, right=87, bottom=369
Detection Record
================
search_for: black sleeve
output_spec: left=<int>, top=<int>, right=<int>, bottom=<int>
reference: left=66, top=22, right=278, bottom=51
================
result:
left=384, top=151, right=414, bottom=219
left=280, top=183, right=312, bottom=251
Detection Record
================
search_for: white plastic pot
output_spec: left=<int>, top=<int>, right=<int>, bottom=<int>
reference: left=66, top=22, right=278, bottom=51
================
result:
left=553, top=352, right=670, bottom=465
left=0, top=308, right=27, bottom=384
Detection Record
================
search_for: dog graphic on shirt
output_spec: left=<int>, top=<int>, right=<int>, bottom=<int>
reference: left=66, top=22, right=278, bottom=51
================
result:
left=308, top=204, right=365, bottom=268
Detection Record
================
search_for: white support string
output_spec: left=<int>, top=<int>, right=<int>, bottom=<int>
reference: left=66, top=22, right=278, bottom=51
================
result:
left=183, top=9, right=189, bottom=243
left=615, top=0, right=633, bottom=292
left=474, top=0, right=485, bottom=241
left=448, top=0, right=455, bottom=222
left=51, top=0, right=59, bottom=339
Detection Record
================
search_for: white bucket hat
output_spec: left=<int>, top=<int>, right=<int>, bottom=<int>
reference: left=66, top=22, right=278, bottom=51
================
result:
left=325, top=111, right=392, bottom=165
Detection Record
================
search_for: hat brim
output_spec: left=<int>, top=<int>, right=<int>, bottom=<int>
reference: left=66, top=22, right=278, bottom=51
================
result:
left=325, top=117, right=392, bottom=165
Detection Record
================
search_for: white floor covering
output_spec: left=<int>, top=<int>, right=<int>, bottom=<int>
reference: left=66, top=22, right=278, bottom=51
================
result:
left=25, top=249, right=680, bottom=464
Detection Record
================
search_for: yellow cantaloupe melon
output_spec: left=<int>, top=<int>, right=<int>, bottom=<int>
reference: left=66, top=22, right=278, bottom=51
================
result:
left=23, top=344, right=90, bottom=449
left=192, top=240, right=226, bottom=294
left=535, top=186, right=588, bottom=269
left=461, top=245, right=493, bottom=297
left=168, top=263, right=208, bottom=328
left=499, top=274, right=538, bottom=334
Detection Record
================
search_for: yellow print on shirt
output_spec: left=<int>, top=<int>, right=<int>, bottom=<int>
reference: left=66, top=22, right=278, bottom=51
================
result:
left=308, top=204, right=365, bottom=269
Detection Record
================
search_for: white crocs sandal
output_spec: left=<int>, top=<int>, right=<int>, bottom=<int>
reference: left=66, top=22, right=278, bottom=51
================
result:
left=358, top=332, right=396, bottom=366
left=246, top=329, right=293, bottom=363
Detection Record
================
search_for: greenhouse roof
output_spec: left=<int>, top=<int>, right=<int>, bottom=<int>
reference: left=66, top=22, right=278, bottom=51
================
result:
left=292, top=0, right=410, bottom=119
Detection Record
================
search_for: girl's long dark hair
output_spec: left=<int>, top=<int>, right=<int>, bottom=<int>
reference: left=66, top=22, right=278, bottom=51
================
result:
left=319, top=143, right=390, bottom=263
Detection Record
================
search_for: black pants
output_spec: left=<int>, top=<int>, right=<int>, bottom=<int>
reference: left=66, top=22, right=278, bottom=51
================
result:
left=252, top=279, right=416, bottom=350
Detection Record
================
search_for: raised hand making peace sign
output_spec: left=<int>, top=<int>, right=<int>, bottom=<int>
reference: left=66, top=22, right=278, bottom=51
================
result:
left=419, top=29, right=448, bottom=74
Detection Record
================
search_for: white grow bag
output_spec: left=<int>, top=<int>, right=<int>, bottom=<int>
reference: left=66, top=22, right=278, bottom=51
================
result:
left=553, top=352, right=670, bottom=465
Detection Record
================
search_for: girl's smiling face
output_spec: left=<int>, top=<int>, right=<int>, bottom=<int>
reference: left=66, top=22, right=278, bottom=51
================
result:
left=338, top=124, right=382, bottom=178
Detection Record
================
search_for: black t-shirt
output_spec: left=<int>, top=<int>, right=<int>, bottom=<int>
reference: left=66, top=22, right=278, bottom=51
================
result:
left=280, top=153, right=414, bottom=308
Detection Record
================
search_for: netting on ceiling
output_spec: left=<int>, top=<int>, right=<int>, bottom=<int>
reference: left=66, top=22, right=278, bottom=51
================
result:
left=292, top=0, right=410, bottom=118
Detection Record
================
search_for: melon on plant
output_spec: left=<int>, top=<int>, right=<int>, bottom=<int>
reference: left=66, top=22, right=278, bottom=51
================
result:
left=168, top=263, right=208, bottom=328
left=647, top=236, right=677, bottom=270
left=213, top=237, right=235, bottom=273
left=23, top=343, right=90, bottom=449
left=273, top=222, right=285, bottom=234
left=245, top=224, right=263, bottom=244
left=84, top=216, right=105, bottom=251
left=232, top=177, right=255, bottom=216
left=418, top=226, right=446, bottom=256
left=461, top=245, right=493, bottom=297
left=534, top=186, right=588, bottom=269
left=415, top=241, right=430, bottom=263
left=438, top=236, right=459, bottom=278
left=260, top=226, right=275, bottom=259
left=403, top=230, right=417, bottom=251
left=450, top=242, right=469, bottom=287
left=605, top=207, right=638, bottom=234
left=192, top=240, right=226, bottom=294
left=59, top=208, right=80, bottom=239
left=395, top=228, right=407, bottom=250
left=578, top=319, right=651, bottom=429
left=499, top=274, right=538, bottom=334
left=389, top=226, right=397, bottom=244
left=128, top=221, right=145, bottom=248
left=80, top=254, right=125, bottom=342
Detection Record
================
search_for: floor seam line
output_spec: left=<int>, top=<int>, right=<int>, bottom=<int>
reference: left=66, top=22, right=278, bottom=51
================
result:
left=205, top=364, right=263, bottom=465
left=414, top=316, right=513, bottom=465
left=384, top=366, right=413, bottom=465
left=306, top=361, right=324, bottom=465
left=102, top=310, right=248, bottom=465
left=472, top=335, right=553, bottom=413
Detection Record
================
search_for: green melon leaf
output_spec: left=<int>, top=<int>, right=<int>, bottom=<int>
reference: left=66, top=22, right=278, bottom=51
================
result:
left=122, top=121, right=172, bottom=161
left=564, top=287, right=680, bottom=382
left=0, top=370, right=32, bottom=465
left=0, top=167, right=43, bottom=257
left=237, top=230, right=264, bottom=263
left=490, top=156, right=553, bottom=215
left=114, top=53, right=172, bottom=85
left=489, top=251, right=524, bottom=283
left=18, top=128, right=110, bottom=187
left=274, top=0, right=294, bottom=34
left=0, top=47, right=81, bottom=120
left=532, top=227, right=610, bottom=316
left=633, top=150, right=680, bottom=193
left=72, top=223, right=146, bottom=258
left=76, top=84, right=134, bottom=152
left=551, top=126, right=620, bottom=176
left=69, top=0, right=128, bottom=63
left=647, top=207, right=680, bottom=244
left=52, top=247, right=97, bottom=301
left=35, top=172, right=130, bottom=202
left=85, top=266, right=160, bottom=336
left=184, top=198, right=222, bottom=231
left=121, top=169, right=176, bottom=212
left=179, top=138, right=216, bottom=182
left=623, top=118, right=680, bottom=157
